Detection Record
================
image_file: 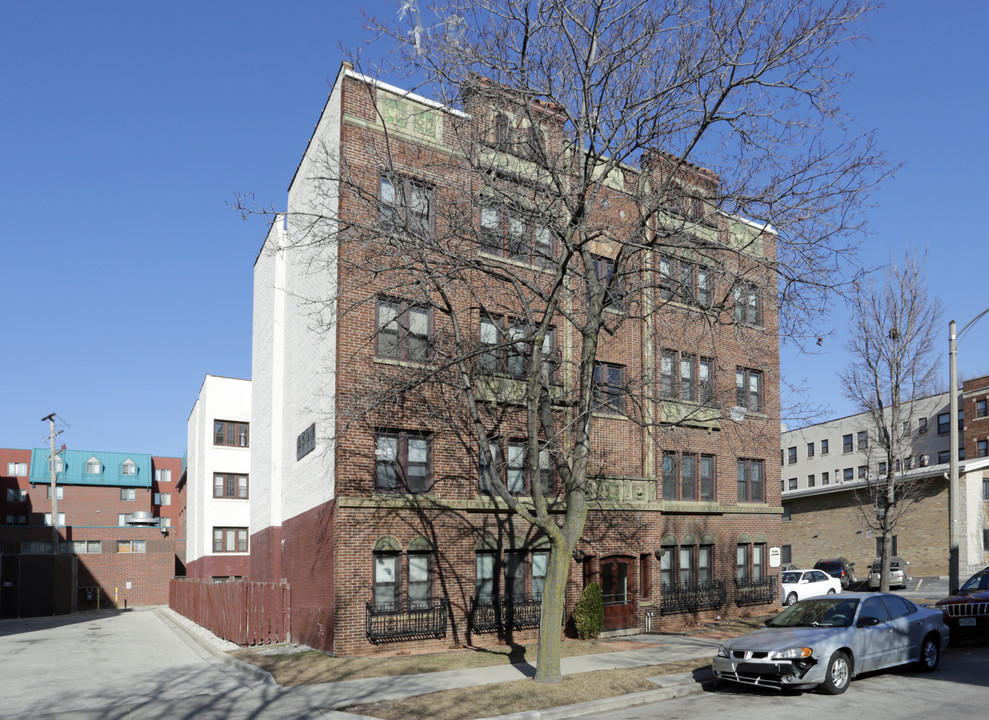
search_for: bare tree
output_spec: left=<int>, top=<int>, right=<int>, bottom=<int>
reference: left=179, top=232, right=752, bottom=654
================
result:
left=840, top=252, right=943, bottom=592
left=245, top=0, right=887, bottom=683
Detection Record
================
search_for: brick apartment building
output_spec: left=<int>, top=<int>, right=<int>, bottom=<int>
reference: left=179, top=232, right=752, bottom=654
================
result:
left=781, top=374, right=989, bottom=578
left=0, top=447, right=182, bottom=617
left=245, top=63, right=783, bottom=656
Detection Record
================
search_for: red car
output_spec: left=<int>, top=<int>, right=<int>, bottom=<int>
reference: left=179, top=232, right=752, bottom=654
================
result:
left=936, top=567, right=989, bottom=641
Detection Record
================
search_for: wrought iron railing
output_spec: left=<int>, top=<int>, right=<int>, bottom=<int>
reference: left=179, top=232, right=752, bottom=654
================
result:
left=659, top=580, right=726, bottom=615
left=733, top=575, right=778, bottom=606
left=365, top=598, right=448, bottom=644
left=469, top=594, right=543, bottom=633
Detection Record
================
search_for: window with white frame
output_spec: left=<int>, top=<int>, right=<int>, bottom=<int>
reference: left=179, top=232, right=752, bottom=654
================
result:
left=44, top=512, right=66, bottom=526
left=120, top=488, right=135, bottom=501
left=155, top=468, right=172, bottom=483
left=154, top=492, right=171, bottom=506
left=121, top=459, right=136, bottom=476
left=61, top=540, right=101, bottom=554
left=212, top=527, right=248, bottom=553
left=117, top=540, right=147, bottom=554
left=46, top=485, right=63, bottom=500
left=6, top=462, right=27, bottom=476
left=86, top=457, right=101, bottom=474
left=735, top=368, right=763, bottom=412
left=377, top=298, right=432, bottom=363
left=380, top=175, right=432, bottom=236
left=733, top=283, right=762, bottom=325
left=22, top=540, right=53, bottom=554
left=213, top=473, right=249, bottom=499
left=118, top=513, right=131, bottom=526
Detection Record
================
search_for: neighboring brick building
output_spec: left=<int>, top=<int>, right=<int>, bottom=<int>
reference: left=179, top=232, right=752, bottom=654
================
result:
left=247, top=63, right=783, bottom=656
left=0, top=447, right=182, bottom=616
left=781, top=376, right=989, bottom=578
left=184, top=374, right=252, bottom=580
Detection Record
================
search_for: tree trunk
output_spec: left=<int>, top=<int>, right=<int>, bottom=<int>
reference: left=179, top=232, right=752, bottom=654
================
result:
left=534, top=542, right=573, bottom=683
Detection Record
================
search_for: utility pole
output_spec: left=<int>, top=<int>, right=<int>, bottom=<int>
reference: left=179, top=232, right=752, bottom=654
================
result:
left=41, top=413, right=62, bottom=554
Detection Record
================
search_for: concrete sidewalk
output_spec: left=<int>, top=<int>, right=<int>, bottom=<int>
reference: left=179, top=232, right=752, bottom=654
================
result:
left=157, top=607, right=721, bottom=719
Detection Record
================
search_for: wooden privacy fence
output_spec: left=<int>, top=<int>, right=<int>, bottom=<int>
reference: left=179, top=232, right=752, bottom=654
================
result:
left=169, top=578, right=290, bottom=646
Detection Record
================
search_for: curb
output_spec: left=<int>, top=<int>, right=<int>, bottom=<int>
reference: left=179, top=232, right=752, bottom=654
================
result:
left=476, top=668, right=716, bottom=720
left=153, top=607, right=277, bottom=685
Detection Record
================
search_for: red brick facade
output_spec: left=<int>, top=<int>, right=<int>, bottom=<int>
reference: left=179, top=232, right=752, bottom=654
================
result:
left=252, top=67, right=783, bottom=656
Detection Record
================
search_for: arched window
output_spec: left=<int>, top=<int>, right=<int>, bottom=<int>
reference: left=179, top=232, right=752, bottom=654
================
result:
left=494, top=113, right=510, bottom=147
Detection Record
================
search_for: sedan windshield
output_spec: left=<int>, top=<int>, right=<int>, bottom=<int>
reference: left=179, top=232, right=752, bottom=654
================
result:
left=782, top=571, right=801, bottom=584
left=769, top=597, right=859, bottom=628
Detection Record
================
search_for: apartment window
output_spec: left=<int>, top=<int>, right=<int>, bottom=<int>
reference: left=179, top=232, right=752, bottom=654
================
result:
left=86, top=457, right=101, bottom=474
left=982, top=478, right=989, bottom=501
left=821, top=439, right=829, bottom=455
left=593, top=363, right=625, bottom=414
left=212, top=527, right=248, bottom=553
left=978, top=439, right=988, bottom=458
left=807, top=442, right=815, bottom=458
left=61, top=540, right=101, bottom=554
left=375, top=431, right=432, bottom=493
left=662, top=452, right=714, bottom=501
left=660, top=351, right=711, bottom=403
left=879, top=461, right=888, bottom=474
left=842, top=434, right=853, bottom=453
left=479, top=317, right=555, bottom=380
left=6, top=488, right=27, bottom=502
left=6, top=462, right=27, bottom=476
left=213, top=473, right=249, bottom=499
left=5, top=515, right=27, bottom=525
left=782, top=504, right=791, bottom=521
left=46, top=485, right=63, bottom=500
left=904, top=456, right=914, bottom=470
left=377, top=298, right=431, bottom=363
left=858, top=465, right=868, bottom=479
left=44, top=512, right=66, bottom=526
left=660, top=257, right=709, bottom=307
left=475, top=552, right=495, bottom=600
left=161, top=517, right=172, bottom=528
left=903, top=420, right=911, bottom=436
left=733, top=283, right=762, bottom=325
left=117, top=540, right=147, bottom=554
left=407, top=553, right=434, bottom=610
left=154, top=493, right=171, bottom=506
left=978, top=399, right=988, bottom=418
left=857, top=431, right=868, bottom=450
left=938, top=450, right=950, bottom=464
left=787, top=477, right=797, bottom=490
left=215, top=420, right=250, bottom=447
left=380, top=175, right=431, bottom=236
left=736, top=544, right=749, bottom=581
left=481, top=440, right=553, bottom=497
left=781, top=545, right=792, bottom=565
left=22, top=540, right=53, bottom=554
left=808, top=474, right=815, bottom=487
left=938, top=412, right=950, bottom=435
left=919, top=417, right=928, bottom=434
left=120, top=488, right=136, bottom=501
left=155, top=468, right=172, bottom=483
left=920, top=453, right=929, bottom=467
left=121, top=459, right=136, bottom=476
left=735, top=368, right=763, bottom=412
left=481, top=205, right=555, bottom=267
left=737, top=459, right=765, bottom=502
left=373, top=552, right=399, bottom=610
left=698, top=544, right=714, bottom=586
left=117, top=513, right=131, bottom=526
left=787, top=446, right=797, bottom=464
left=752, top=544, right=766, bottom=581
left=843, top=468, right=854, bottom=482
left=532, top=551, right=548, bottom=597
left=592, top=256, right=624, bottom=309
left=821, top=471, right=830, bottom=485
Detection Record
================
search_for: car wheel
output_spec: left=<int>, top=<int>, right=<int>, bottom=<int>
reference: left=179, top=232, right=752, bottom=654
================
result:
left=820, top=650, right=851, bottom=695
left=785, top=592, right=798, bottom=606
left=917, top=634, right=940, bottom=672
left=827, top=588, right=836, bottom=594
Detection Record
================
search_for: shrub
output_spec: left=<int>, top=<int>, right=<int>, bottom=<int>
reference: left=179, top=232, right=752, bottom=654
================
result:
left=572, top=582, right=604, bottom=639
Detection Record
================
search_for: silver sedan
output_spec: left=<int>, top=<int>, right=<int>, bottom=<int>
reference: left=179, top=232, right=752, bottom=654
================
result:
left=712, top=593, right=949, bottom=695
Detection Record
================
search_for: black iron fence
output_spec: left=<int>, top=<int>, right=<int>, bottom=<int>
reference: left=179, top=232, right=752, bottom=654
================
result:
left=733, top=575, right=778, bottom=606
left=365, top=598, right=448, bottom=644
left=469, top=594, right=542, bottom=633
left=659, top=580, right=726, bottom=615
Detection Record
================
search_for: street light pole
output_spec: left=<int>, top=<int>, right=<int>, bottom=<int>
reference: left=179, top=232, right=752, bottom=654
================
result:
left=948, top=307, right=989, bottom=593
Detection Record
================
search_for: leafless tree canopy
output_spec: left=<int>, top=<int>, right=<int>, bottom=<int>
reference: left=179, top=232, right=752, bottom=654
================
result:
left=840, top=252, right=943, bottom=591
left=250, top=0, right=887, bottom=682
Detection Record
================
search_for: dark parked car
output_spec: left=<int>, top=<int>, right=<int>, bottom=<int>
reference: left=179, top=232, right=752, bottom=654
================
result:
left=936, top=566, right=989, bottom=641
left=814, top=558, right=856, bottom=589
left=712, top=593, right=948, bottom=695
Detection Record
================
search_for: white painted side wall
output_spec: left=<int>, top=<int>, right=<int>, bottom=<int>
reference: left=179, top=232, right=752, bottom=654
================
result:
left=186, top=375, right=252, bottom=564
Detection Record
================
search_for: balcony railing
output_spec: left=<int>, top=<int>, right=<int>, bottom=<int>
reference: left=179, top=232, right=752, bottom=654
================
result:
left=365, top=598, right=448, bottom=644
left=659, top=580, right=726, bottom=615
left=469, top=594, right=542, bottom=633
left=733, top=575, right=778, bottom=606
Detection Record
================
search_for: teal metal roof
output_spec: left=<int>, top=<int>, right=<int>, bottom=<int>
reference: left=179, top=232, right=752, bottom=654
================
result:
left=29, top=448, right=152, bottom=488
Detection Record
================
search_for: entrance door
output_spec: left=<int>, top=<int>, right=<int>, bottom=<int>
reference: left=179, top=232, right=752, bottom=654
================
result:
left=600, top=557, right=636, bottom=630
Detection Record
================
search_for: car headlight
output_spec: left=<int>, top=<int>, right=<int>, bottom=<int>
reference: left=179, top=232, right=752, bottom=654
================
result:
left=771, top=647, right=813, bottom=660
left=717, top=645, right=729, bottom=658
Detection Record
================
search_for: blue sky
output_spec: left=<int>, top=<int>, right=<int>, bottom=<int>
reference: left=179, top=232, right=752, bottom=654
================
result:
left=1, top=1, right=986, bottom=456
